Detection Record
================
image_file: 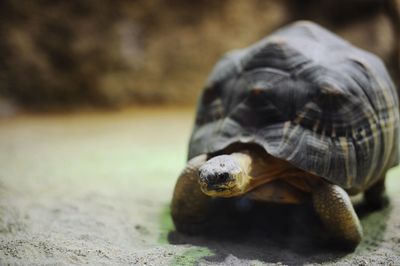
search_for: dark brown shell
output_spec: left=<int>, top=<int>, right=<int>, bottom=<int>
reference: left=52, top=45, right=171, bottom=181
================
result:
left=188, top=21, right=399, bottom=191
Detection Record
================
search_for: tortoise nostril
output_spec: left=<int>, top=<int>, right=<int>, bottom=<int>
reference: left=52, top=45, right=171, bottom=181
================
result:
left=200, top=171, right=230, bottom=185
left=217, top=172, right=230, bottom=182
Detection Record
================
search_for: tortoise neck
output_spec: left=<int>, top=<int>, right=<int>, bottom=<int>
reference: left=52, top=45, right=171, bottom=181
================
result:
left=229, top=149, right=299, bottom=192
left=230, top=152, right=252, bottom=174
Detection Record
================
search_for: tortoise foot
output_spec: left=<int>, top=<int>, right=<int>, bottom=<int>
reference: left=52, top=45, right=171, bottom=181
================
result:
left=365, top=195, right=389, bottom=211
left=364, top=178, right=388, bottom=210
left=171, top=154, right=216, bottom=235
left=313, top=182, right=363, bottom=250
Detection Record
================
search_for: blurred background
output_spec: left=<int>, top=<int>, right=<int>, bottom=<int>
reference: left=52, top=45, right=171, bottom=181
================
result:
left=1, top=1, right=400, bottom=265
left=0, top=0, right=398, bottom=111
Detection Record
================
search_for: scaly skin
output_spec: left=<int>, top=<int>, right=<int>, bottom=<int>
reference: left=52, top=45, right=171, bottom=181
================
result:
left=364, top=177, right=388, bottom=209
left=312, top=182, right=363, bottom=250
left=171, top=154, right=214, bottom=234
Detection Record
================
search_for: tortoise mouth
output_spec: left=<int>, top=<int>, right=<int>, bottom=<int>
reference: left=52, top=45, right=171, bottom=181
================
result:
left=199, top=180, right=239, bottom=197
left=198, top=172, right=244, bottom=197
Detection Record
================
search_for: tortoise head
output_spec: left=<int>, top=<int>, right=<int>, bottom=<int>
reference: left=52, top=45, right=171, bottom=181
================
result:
left=198, top=155, right=249, bottom=197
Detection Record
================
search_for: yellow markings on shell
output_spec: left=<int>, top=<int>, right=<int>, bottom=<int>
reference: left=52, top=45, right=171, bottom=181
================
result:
left=277, top=121, right=291, bottom=152
left=294, top=111, right=305, bottom=125
left=267, top=36, right=285, bottom=46
left=366, top=116, right=380, bottom=184
left=365, top=68, right=397, bottom=184
left=285, top=124, right=302, bottom=161
left=283, top=120, right=291, bottom=134
left=339, top=136, right=353, bottom=187
left=375, top=79, right=397, bottom=179
left=293, top=20, right=315, bottom=28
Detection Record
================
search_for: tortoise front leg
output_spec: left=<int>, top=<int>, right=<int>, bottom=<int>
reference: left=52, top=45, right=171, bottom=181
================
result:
left=312, top=182, right=363, bottom=250
left=171, top=154, right=214, bottom=234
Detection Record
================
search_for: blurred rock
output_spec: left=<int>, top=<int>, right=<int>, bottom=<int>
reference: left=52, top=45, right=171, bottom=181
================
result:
left=0, top=0, right=398, bottom=110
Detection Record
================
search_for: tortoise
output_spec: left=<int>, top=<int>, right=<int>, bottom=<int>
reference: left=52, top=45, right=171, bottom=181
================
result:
left=171, top=21, right=399, bottom=249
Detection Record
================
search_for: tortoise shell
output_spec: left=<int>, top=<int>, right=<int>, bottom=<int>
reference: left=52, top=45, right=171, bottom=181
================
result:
left=188, top=21, right=400, bottom=191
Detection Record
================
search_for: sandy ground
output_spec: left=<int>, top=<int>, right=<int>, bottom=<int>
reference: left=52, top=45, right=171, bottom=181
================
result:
left=0, top=108, right=399, bottom=266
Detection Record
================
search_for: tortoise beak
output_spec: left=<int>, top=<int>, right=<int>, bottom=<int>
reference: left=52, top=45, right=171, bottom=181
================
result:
left=198, top=169, right=237, bottom=196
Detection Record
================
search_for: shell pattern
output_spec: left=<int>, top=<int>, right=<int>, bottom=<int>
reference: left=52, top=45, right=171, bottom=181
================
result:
left=188, top=21, right=399, bottom=191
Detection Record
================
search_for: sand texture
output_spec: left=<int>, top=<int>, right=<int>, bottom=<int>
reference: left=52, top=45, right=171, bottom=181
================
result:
left=0, top=108, right=399, bottom=265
